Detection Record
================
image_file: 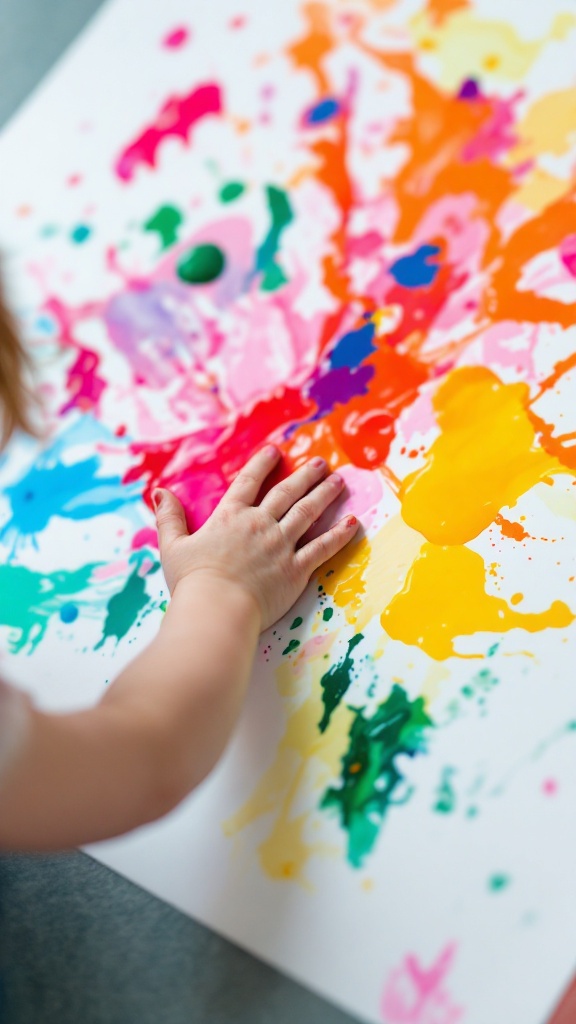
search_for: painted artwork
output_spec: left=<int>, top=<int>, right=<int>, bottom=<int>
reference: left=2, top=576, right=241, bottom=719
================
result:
left=1, top=0, right=576, bottom=1020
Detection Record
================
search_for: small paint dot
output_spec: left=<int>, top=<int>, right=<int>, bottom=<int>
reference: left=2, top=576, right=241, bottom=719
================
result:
left=219, top=181, right=245, bottom=203
left=162, top=25, right=189, bottom=48
left=488, top=873, right=510, bottom=892
left=177, top=243, right=225, bottom=284
left=71, top=224, right=91, bottom=244
left=542, top=778, right=558, bottom=796
left=290, top=616, right=303, bottom=630
left=60, top=603, right=79, bottom=624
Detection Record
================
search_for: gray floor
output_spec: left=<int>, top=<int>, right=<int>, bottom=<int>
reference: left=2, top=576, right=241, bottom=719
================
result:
left=0, top=5, right=358, bottom=1023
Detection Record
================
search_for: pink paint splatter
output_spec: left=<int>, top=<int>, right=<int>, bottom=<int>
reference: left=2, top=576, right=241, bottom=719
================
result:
left=115, top=83, right=222, bottom=182
left=162, top=26, right=190, bottom=49
left=132, top=527, right=158, bottom=550
left=381, top=944, right=463, bottom=1024
left=560, top=234, right=576, bottom=277
left=542, top=778, right=559, bottom=796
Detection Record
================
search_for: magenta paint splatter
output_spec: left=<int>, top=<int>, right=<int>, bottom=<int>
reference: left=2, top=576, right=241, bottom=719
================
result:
left=162, top=25, right=190, bottom=49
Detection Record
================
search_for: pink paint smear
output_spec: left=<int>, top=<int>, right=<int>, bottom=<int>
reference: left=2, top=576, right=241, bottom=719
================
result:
left=115, top=83, right=222, bottom=182
left=381, top=944, right=463, bottom=1024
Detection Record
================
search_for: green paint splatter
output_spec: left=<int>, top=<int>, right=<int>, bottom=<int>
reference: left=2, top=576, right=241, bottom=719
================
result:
left=255, top=185, right=293, bottom=291
left=318, top=634, right=363, bottom=733
left=95, top=569, right=150, bottom=649
left=144, top=204, right=183, bottom=250
left=0, top=563, right=97, bottom=653
left=290, top=616, right=303, bottom=629
left=177, top=243, right=225, bottom=284
left=220, top=181, right=245, bottom=203
left=489, top=873, right=510, bottom=892
left=282, top=638, right=300, bottom=656
left=434, top=766, right=457, bottom=814
left=321, top=685, right=432, bottom=867
left=322, top=606, right=334, bottom=622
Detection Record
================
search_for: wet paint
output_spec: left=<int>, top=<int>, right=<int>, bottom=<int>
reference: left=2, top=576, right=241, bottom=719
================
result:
left=322, top=685, right=432, bottom=867
left=144, top=204, right=183, bottom=250
left=254, top=185, right=293, bottom=290
left=219, top=181, right=245, bottom=203
left=0, top=563, right=97, bottom=653
left=95, top=565, right=155, bottom=649
left=382, top=543, right=573, bottom=660
left=318, top=632, right=363, bottom=733
left=176, top=242, right=225, bottom=284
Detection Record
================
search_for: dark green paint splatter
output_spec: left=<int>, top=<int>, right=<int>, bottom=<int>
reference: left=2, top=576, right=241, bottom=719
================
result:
left=434, top=766, right=457, bottom=814
left=220, top=182, right=245, bottom=203
left=177, top=243, right=225, bottom=284
left=321, top=685, right=432, bottom=867
left=318, top=634, right=363, bottom=733
left=95, top=569, right=151, bottom=649
left=144, top=204, right=183, bottom=250
left=282, top=638, right=300, bottom=656
left=323, top=607, right=333, bottom=622
left=290, top=616, right=303, bottom=629
left=255, top=185, right=293, bottom=291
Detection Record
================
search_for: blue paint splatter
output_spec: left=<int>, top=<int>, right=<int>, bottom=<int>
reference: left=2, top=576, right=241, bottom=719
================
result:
left=60, top=603, right=79, bottom=624
left=305, top=97, right=340, bottom=124
left=389, top=244, right=441, bottom=288
left=330, top=322, right=376, bottom=370
left=71, top=224, right=91, bottom=244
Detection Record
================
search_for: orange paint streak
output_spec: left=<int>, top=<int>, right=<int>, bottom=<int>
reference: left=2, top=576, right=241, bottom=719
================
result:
left=286, top=2, right=333, bottom=91
left=426, top=0, right=471, bottom=25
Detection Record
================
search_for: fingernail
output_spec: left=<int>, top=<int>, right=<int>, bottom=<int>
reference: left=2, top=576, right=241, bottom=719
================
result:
left=330, top=473, right=343, bottom=487
left=265, top=444, right=278, bottom=458
left=152, top=488, right=163, bottom=511
left=311, top=456, right=326, bottom=468
left=345, top=515, right=357, bottom=528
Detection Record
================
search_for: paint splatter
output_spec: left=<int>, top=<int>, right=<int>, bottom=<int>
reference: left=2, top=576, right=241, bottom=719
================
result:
left=254, top=185, right=293, bottom=290
left=95, top=564, right=156, bottom=649
left=219, top=181, right=245, bottom=203
left=144, top=204, right=183, bottom=250
left=115, top=83, right=222, bottom=181
left=162, top=26, right=189, bottom=49
left=434, top=767, right=457, bottom=814
left=318, top=633, right=363, bottom=733
left=322, top=685, right=432, bottom=867
left=0, top=563, right=97, bottom=653
left=176, top=242, right=225, bottom=284
left=381, top=943, right=463, bottom=1024
left=282, top=638, right=300, bottom=655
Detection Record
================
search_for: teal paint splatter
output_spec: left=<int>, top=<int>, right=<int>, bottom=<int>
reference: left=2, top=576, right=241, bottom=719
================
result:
left=219, top=182, right=245, bottom=202
left=0, top=563, right=97, bottom=653
left=177, top=243, right=225, bottom=284
left=321, top=685, right=432, bottom=867
left=71, top=224, right=91, bottom=244
left=282, top=638, right=300, bottom=656
left=144, top=204, right=183, bottom=250
left=95, top=569, right=151, bottom=649
left=434, top=766, right=457, bottom=814
left=290, top=616, right=303, bottom=629
left=255, top=186, right=293, bottom=290
left=489, top=873, right=511, bottom=892
left=318, top=633, right=363, bottom=733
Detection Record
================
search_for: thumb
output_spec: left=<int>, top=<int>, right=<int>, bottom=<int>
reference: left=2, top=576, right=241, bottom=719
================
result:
left=152, top=488, right=189, bottom=548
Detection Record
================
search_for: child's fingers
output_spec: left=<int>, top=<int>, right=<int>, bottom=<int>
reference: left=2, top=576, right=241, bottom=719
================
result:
left=280, top=474, right=344, bottom=542
left=261, top=456, right=328, bottom=520
left=153, top=488, right=189, bottom=549
left=296, top=514, right=360, bottom=575
left=226, top=445, right=281, bottom=506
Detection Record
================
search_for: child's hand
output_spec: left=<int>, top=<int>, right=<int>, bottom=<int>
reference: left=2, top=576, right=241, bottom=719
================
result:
left=152, top=445, right=359, bottom=631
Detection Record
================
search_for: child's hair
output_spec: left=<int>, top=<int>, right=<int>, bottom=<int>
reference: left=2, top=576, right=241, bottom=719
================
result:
left=0, top=281, right=36, bottom=447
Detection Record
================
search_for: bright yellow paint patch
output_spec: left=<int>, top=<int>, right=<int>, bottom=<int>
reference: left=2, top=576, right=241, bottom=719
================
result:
left=320, top=516, right=425, bottom=630
left=400, top=366, right=564, bottom=545
left=382, top=543, right=573, bottom=660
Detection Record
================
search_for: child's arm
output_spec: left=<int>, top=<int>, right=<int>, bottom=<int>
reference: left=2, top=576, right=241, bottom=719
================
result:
left=0, top=446, right=358, bottom=850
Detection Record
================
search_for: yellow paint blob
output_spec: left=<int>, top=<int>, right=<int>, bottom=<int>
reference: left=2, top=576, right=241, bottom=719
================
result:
left=400, top=366, right=565, bottom=545
left=510, top=88, right=576, bottom=163
left=382, top=543, right=573, bottom=660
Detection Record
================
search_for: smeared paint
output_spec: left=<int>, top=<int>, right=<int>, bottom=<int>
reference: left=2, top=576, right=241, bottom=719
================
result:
left=322, top=685, right=432, bottom=867
left=254, top=185, right=293, bottom=290
left=381, top=943, right=463, bottom=1024
left=318, top=633, right=363, bottom=732
left=115, top=83, right=222, bottom=181
left=144, top=204, right=183, bottom=250
left=382, top=544, right=573, bottom=660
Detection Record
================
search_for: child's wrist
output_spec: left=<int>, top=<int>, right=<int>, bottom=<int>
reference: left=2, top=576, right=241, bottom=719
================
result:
left=168, top=570, right=263, bottom=633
